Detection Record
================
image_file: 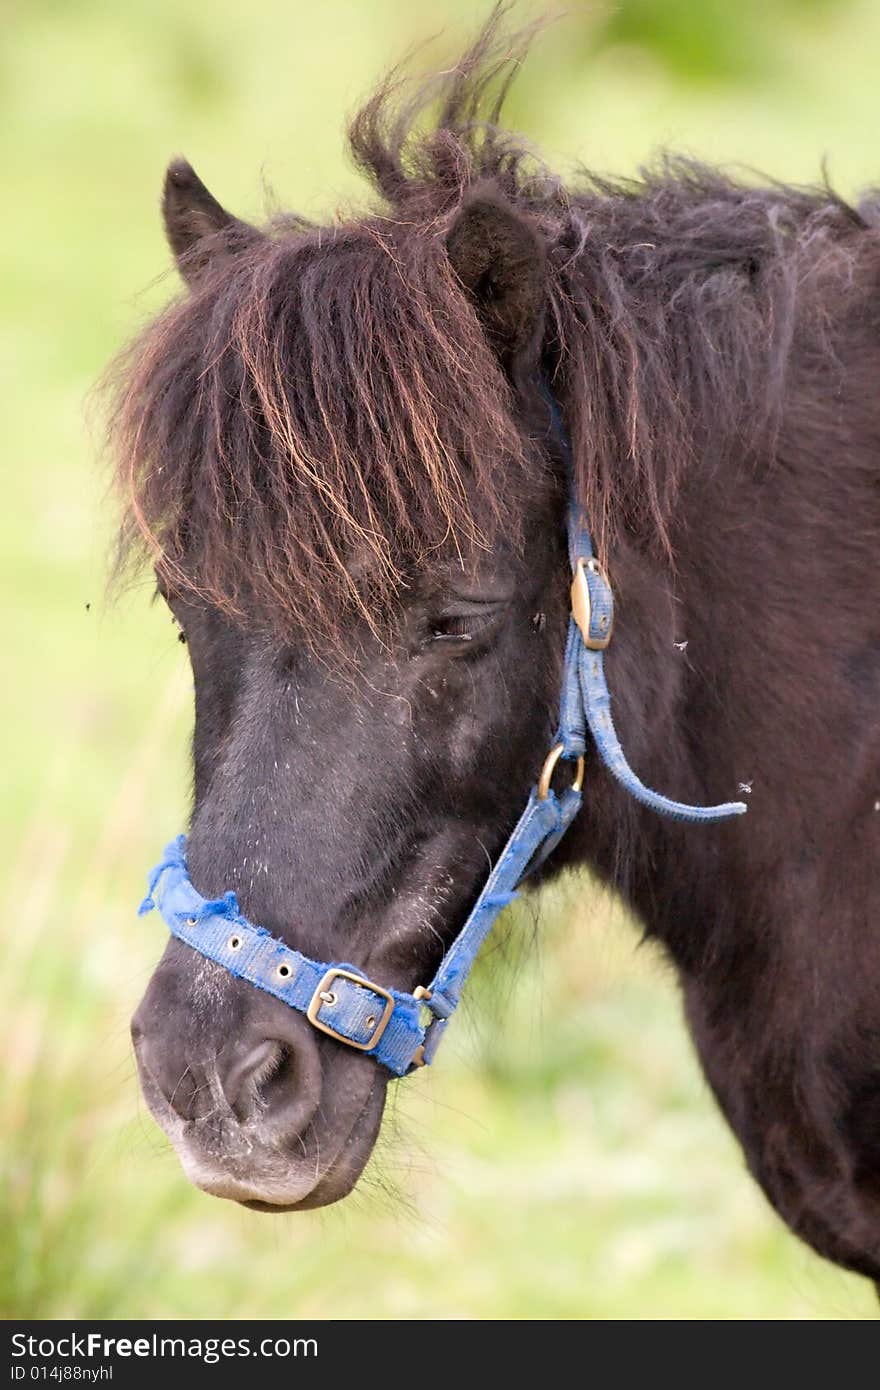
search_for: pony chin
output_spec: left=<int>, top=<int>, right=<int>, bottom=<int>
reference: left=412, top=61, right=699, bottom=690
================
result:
left=138, top=1055, right=387, bottom=1211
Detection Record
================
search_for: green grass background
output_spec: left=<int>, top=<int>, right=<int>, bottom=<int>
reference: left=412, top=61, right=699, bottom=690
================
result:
left=3, top=0, right=879, bottom=1319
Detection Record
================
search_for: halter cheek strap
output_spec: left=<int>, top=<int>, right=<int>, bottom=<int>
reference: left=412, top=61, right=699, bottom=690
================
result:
left=138, top=394, right=746, bottom=1077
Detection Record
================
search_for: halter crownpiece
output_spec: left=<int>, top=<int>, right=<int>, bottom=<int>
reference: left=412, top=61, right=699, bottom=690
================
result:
left=139, top=392, right=746, bottom=1076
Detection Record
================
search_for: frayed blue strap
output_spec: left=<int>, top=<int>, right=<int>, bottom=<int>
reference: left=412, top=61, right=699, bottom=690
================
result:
left=140, top=842, right=426, bottom=1076
left=138, top=834, right=187, bottom=915
left=426, top=783, right=582, bottom=1020
left=141, top=784, right=580, bottom=1078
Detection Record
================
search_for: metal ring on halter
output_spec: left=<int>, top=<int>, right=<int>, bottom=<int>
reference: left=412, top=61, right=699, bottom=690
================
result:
left=537, top=743, right=585, bottom=801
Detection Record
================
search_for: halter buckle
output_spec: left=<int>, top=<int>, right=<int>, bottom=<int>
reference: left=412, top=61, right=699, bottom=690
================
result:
left=307, top=968, right=395, bottom=1051
left=571, top=557, right=614, bottom=651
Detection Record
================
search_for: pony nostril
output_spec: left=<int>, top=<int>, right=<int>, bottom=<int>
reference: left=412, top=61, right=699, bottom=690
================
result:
left=217, top=1025, right=322, bottom=1142
left=220, top=1039, right=291, bottom=1121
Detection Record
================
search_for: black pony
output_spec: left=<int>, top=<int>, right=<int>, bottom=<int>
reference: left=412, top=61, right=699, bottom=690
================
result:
left=111, top=12, right=880, bottom=1283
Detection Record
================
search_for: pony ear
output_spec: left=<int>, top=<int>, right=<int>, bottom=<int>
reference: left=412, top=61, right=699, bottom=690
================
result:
left=162, top=159, right=260, bottom=285
left=446, top=187, right=547, bottom=374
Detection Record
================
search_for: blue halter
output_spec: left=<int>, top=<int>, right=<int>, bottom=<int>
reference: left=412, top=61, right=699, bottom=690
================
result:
left=139, top=396, right=746, bottom=1077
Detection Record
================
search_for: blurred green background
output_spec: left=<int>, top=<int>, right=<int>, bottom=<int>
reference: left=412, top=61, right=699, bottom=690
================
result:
left=3, top=0, right=879, bottom=1320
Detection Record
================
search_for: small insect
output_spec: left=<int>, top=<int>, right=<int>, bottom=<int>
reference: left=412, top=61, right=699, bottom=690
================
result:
left=531, top=611, right=546, bottom=632
left=738, top=781, right=753, bottom=795
left=673, top=639, right=688, bottom=651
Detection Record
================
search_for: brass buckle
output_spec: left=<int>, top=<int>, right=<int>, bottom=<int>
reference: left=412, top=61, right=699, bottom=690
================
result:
left=306, top=967, right=395, bottom=1051
left=571, top=557, right=613, bottom=651
left=537, top=743, right=585, bottom=801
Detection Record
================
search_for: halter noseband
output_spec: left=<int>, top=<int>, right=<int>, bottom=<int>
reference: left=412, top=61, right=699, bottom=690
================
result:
left=139, top=395, right=746, bottom=1077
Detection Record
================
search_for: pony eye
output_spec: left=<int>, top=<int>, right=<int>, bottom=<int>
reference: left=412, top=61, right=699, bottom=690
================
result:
left=429, top=602, right=505, bottom=646
left=431, top=614, right=476, bottom=642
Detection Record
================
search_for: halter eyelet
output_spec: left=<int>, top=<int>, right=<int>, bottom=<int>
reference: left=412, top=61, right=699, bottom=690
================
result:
left=227, top=934, right=242, bottom=951
left=276, top=962, right=292, bottom=979
left=185, top=916, right=198, bottom=927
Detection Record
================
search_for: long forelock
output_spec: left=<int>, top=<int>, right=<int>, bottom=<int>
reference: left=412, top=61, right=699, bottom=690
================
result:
left=108, top=7, right=563, bottom=650
left=110, top=3, right=872, bottom=640
left=110, top=211, right=533, bottom=646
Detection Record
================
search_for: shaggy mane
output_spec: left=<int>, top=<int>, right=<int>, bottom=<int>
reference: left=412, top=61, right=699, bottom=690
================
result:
left=108, top=2, right=875, bottom=643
